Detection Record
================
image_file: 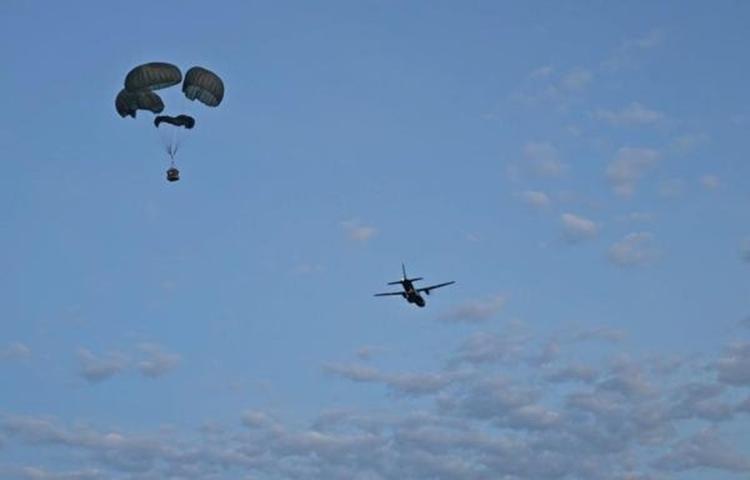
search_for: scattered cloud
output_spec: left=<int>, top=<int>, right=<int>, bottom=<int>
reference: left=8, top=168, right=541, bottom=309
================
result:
left=529, top=65, right=554, bottom=79
left=654, top=428, right=750, bottom=473
left=76, top=344, right=180, bottom=384
left=241, top=410, right=280, bottom=430
left=1, top=342, right=31, bottom=361
left=544, top=364, right=598, bottom=384
left=716, top=341, right=750, bottom=386
left=670, top=132, right=710, bottom=155
left=451, top=330, right=531, bottom=365
left=626, top=29, right=666, bottom=50
left=518, top=190, right=551, bottom=209
left=572, top=326, right=627, bottom=343
left=669, top=382, right=734, bottom=422
left=355, top=345, right=384, bottom=361
left=294, top=263, right=324, bottom=275
left=618, top=212, right=654, bottom=224
left=76, top=349, right=128, bottom=384
left=513, top=67, right=592, bottom=107
left=561, top=213, right=598, bottom=243
left=560, top=68, right=593, bottom=92
left=658, top=178, right=686, bottom=198
left=438, top=294, right=506, bottom=323
left=608, top=232, right=658, bottom=267
left=700, top=175, right=721, bottom=190
left=606, top=147, right=660, bottom=197
left=603, top=29, right=666, bottom=71
left=0, top=466, right=106, bottom=480
left=324, top=362, right=463, bottom=397
left=521, top=142, right=566, bottom=178
left=465, top=232, right=481, bottom=242
left=340, top=219, right=377, bottom=243
left=594, top=102, right=664, bottom=126
left=135, top=343, right=181, bottom=378
left=741, top=238, right=750, bottom=263
left=4, top=327, right=750, bottom=480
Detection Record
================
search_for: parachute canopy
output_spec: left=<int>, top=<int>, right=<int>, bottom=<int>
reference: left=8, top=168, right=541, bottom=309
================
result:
left=115, top=61, right=224, bottom=177
left=183, top=67, right=224, bottom=107
left=125, top=62, right=182, bottom=92
left=115, top=89, right=164, bottom=118
left=154, top=114, right=195, bottom=129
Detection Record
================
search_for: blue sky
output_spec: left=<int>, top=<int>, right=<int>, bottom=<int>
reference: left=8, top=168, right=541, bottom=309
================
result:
left=1, top=1, right=750, bottom=479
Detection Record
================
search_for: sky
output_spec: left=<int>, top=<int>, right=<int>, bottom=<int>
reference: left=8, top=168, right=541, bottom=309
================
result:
left=1, top=1, right=750, bottom=479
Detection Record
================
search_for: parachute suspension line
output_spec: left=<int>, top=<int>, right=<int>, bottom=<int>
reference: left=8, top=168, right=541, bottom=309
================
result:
left=172, top=93, right=190, bottom=155
left=171, top=124, right=179, bottom=158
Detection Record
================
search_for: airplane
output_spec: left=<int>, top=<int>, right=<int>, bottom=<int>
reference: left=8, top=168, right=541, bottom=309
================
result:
left=374, top=264, right=455, bottom=308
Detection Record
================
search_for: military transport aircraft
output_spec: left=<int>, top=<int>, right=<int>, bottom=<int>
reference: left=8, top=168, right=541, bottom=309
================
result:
left=374, top=264, right=455, bottom=307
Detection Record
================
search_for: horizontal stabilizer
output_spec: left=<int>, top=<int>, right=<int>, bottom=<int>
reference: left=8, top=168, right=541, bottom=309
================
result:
left=388, top=277, right=422, bottom=285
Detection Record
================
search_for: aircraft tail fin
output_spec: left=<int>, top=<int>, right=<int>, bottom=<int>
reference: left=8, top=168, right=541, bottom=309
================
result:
left=387, top=263, right=422, bottom=284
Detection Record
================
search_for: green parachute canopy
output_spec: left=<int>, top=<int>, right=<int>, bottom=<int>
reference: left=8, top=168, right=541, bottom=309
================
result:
left=115, top=88, right=165, bottom=118
left=125, top=62, right=182, bottom=92
left=182, top=66, right=224, bottom=107
left=115, top=62, right=224, bottom=179
left=154, top=114, right=195, bottom=129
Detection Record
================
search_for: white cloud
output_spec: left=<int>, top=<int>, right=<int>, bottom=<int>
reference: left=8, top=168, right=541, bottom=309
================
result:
left=619, top=212, right=654, bottom=224
left=742, top=238, right=750, bottom=263
left=355, top=345, right=384, bottom=361
left=669, top=382, right=734, bottom=422
left=1, top=466, right=105, bottom=480
left=658, top=178, right=685, bottom=198
left=76, top=349, right=127, bottom=384
left=5, top=330, right=750, bottom=480
left=340, top=219, right=377, bottom=243
left=561, top=213, right=598, bottom=243
left=294, top=263, right=324, bottom=275
left=572, top=326, right=627, bottom=343
left=560, top=68, right=593, bottom=92
left=0, top=342, right=31, bottom=361
left=438, top=294, right=506, bottom=323
left=522, top=142, right=566, bottom=177
left=76, top=344, right=180, bottom=383
left=595, top=103, right=664, bottom=126
left=603, top=29, right=666, bottom=71
left=544, top=364, right=598, bottom=384
left=519, top=190, right=551, bottom=208
left=655, top=428, right=750, bottom=473
left=135, top=343, right=181, bottom=378
left=670, top=132, right=710, bottom=154
left=241, top=410, right=280, bottom=430
left=716, top=341, right=750, bottom=386
left=606, top=147, right=660, bottom=197
left=608, top=232, right=658, bottom=267
left=529, top=65, right=554, bottom=78
left=628, top=29, right=665, bottom=49
left=324, top=363, right=463, bottom=397
left=452, top=330, right=530, bottom=365
left=700, top=175, right=720, bottom=190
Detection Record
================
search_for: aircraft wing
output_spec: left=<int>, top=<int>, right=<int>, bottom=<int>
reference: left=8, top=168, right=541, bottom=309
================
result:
left=374, top=291, right=405, bottom=297
left=417, top=281, right=455, bottom=294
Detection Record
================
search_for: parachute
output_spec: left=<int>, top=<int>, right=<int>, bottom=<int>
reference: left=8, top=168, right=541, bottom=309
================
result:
left=115, top=62, right=224, bottom=182
left=115, top=89, right=164, bottom=118
left=183, top=67, right=224, bottom=107
left=124, top=62, right=182, bottom=92
left=154, top=114, right=195, bottom=129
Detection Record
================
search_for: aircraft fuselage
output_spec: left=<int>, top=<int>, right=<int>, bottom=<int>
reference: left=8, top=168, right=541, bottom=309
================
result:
left=402, top=280, right=426, bottom=307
